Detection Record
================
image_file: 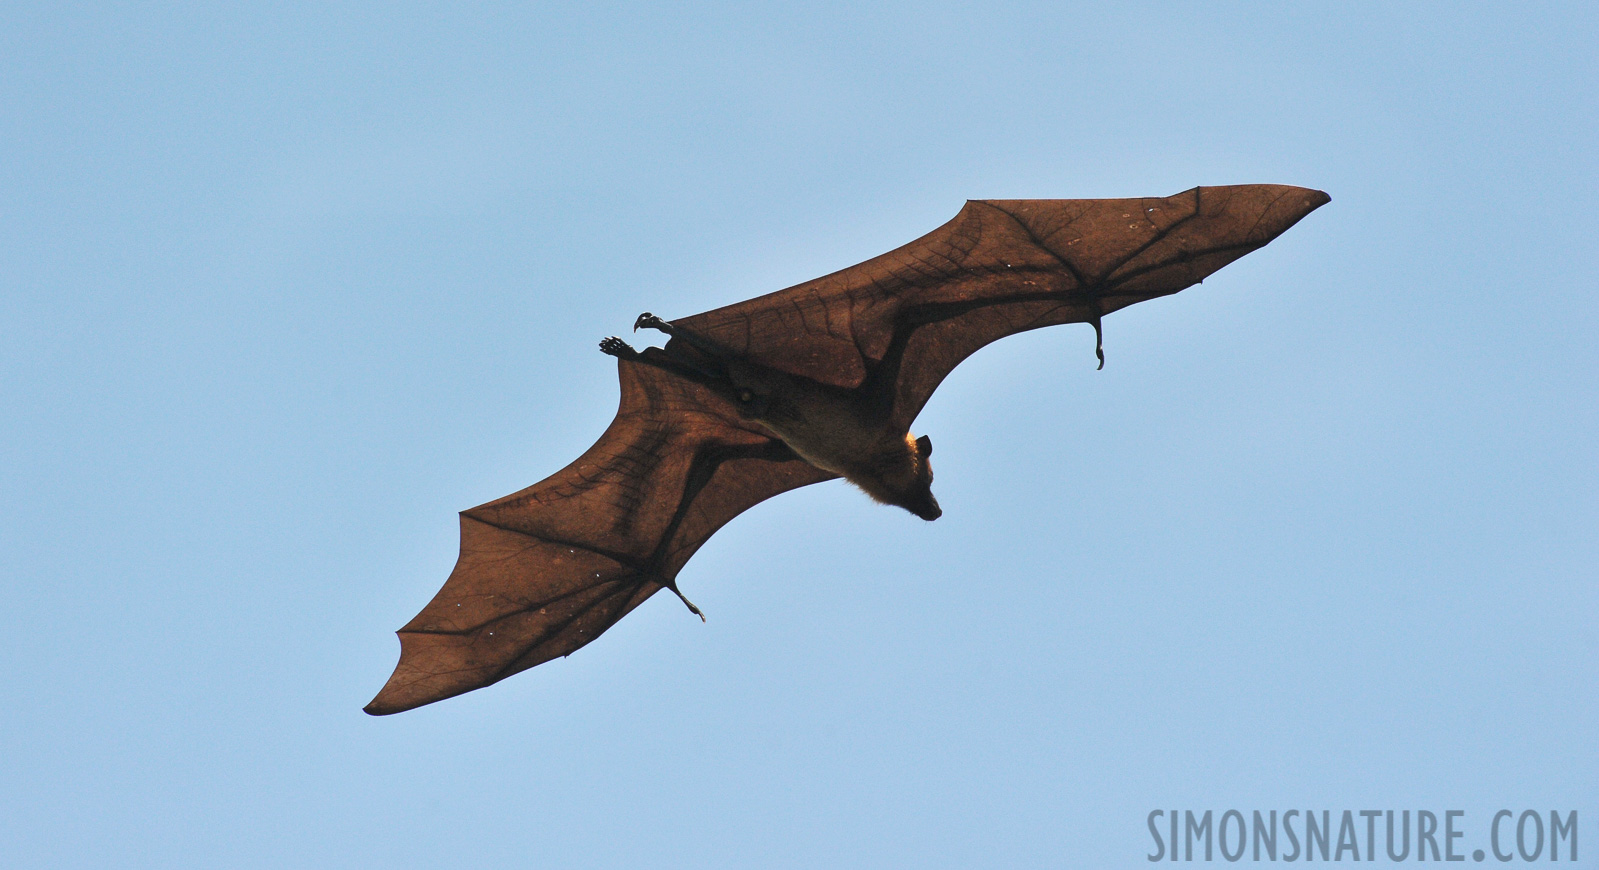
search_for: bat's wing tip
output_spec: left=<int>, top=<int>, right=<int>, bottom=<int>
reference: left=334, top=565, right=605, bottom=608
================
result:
left=362, top=635, right=491, bottom=716
left=363, top=674, right=424, bottom=716
left=1236, top=184, right=1332, bottom=240
left=1245, top=183, right=1330, bottom=209
left=362, top=673, right=419, bottom=714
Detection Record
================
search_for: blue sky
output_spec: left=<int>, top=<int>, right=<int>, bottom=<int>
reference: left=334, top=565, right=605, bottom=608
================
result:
left=2, top=3, right=1594, bottom=867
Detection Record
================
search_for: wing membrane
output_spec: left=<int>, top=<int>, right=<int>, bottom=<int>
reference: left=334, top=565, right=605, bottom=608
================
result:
left=366, top=361, right=836, bottom=714
left=678, top=185, right=1330, bottom=427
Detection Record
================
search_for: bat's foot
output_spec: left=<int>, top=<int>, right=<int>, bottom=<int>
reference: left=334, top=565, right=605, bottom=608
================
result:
left=633, top=312, right=675, bottom=336
left=599, top=336, right=639, bottom=359
left=1091, top=315, right=1105, bottom=370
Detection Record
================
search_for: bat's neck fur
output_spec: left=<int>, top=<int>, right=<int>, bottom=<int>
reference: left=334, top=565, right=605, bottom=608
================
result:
left=756, top=388, right=941, bottom=520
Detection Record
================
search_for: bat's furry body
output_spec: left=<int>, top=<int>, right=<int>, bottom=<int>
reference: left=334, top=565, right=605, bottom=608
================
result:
left=367, top=185, right=1329, bottom=715
left=729, top=379, right=939, bottom=520
left=619, top=315, right=942, bottom=520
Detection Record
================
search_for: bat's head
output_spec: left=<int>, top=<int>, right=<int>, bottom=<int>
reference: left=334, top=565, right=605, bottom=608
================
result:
left=847, top=434, right=941, bottom=520
left=899, top=434, right=942, bottom=521
left=903, top=489, right=942, bottom=521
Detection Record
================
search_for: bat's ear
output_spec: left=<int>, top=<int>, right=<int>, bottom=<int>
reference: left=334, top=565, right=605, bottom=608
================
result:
left=916, top=434, right=932, bottom=457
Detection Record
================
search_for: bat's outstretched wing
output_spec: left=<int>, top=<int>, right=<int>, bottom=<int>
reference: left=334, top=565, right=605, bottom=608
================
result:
left=677, top=185, right=1329, bottom=429
left=365, top=361, right=835, bottom=715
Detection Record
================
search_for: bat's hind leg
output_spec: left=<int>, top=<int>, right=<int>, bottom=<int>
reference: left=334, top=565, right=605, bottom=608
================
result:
left=619, top=313, right=757, bottom=404
left=602, top=330, right=734, bottom=396
left=634, top=312, right=739, bottom=364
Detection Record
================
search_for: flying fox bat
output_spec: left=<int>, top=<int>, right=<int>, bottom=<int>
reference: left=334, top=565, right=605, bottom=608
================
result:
left=365, top=184, right=1329, bottom=715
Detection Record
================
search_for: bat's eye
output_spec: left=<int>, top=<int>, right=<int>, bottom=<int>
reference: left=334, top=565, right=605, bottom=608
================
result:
left=738, top=389, right=754, bottom=403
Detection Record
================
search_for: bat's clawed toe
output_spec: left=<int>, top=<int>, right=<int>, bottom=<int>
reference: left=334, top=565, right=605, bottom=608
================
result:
left=634, top=312, right=673, bottom=335
left=599, top=336, right=637, bottom=359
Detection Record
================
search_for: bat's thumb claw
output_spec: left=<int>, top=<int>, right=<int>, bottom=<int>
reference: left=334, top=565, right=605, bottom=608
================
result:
left=665, top=580, right=705, bottom=621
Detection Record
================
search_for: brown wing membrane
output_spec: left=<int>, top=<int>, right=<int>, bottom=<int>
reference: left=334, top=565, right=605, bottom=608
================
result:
left=678, top=185, right=1329, bottom=428
left=365, top=361, right=836, bottom=715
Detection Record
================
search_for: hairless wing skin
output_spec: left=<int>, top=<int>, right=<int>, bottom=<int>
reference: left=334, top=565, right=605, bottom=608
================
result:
left=365, top=363, right=834, bottom=715
left=677, top=185, right=1330, bottom=429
